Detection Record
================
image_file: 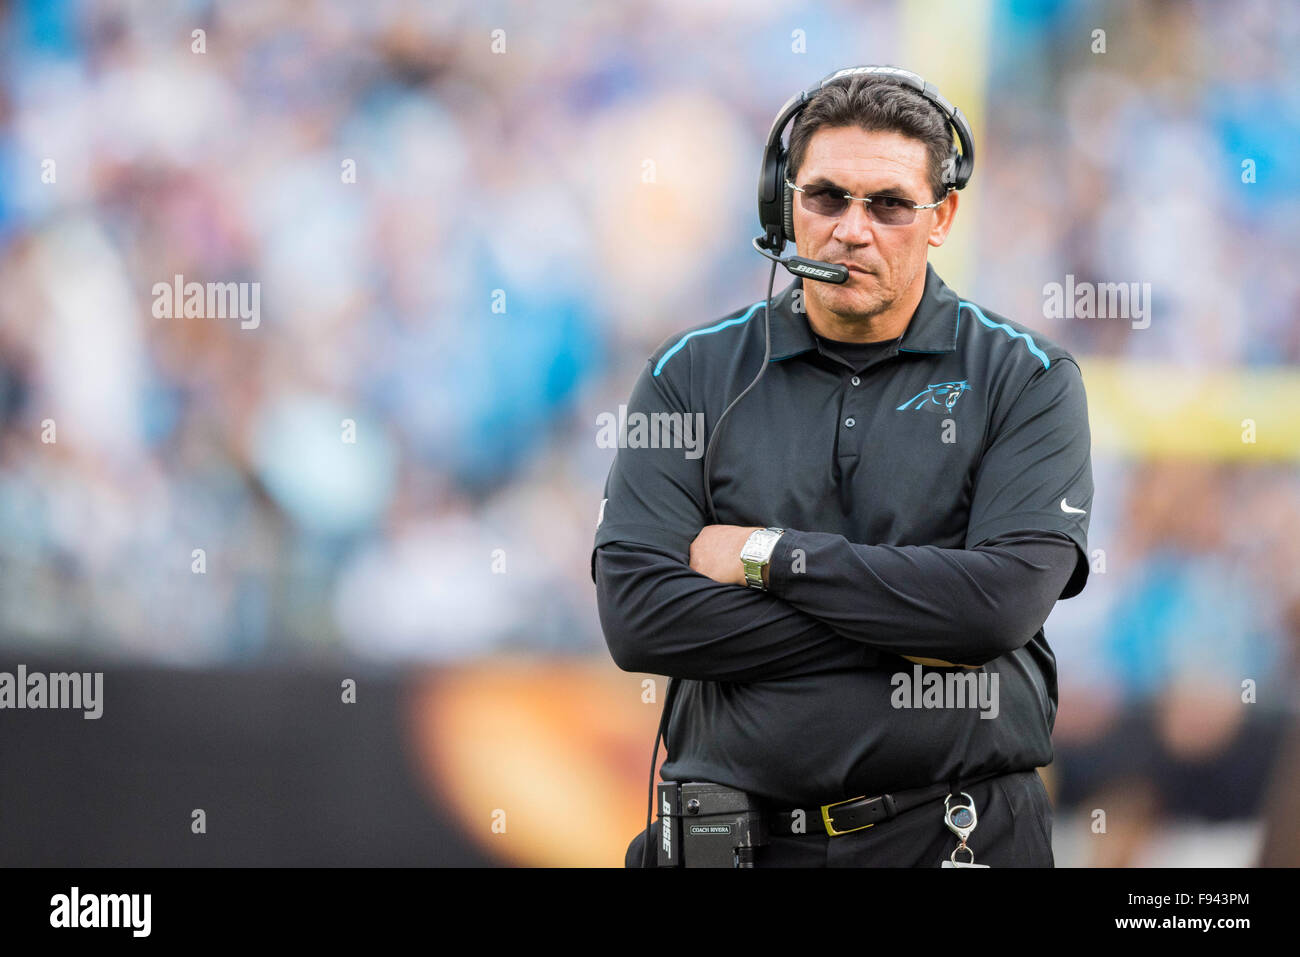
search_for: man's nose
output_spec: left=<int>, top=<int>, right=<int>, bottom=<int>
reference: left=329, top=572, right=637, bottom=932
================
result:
left=832, top=198, right=876, bottom=246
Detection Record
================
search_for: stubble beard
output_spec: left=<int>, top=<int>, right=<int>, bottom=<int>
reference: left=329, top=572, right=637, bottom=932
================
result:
left=813, top=275, right=895, bottom=325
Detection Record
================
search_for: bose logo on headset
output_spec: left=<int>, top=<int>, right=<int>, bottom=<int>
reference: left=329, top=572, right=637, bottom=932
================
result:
left=788, top=262, right=839, bottom=280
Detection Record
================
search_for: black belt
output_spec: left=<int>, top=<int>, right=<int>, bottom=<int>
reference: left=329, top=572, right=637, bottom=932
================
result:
left=762, top=770, right=1008, bottom=837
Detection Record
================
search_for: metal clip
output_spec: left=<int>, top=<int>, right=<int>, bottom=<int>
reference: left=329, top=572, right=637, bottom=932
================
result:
left=944, top=791, right=977, bottom=844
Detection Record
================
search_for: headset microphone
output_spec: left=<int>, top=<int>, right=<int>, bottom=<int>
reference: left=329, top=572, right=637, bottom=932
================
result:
left=750, top=237, right=849, bottom=284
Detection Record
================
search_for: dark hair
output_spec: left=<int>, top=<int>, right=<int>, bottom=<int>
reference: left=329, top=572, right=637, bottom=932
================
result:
left=786, top=74, right=954, bottom=202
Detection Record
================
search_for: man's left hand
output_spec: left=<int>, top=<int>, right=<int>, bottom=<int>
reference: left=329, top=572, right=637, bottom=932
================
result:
left=689, top=525, right=764, bottom=586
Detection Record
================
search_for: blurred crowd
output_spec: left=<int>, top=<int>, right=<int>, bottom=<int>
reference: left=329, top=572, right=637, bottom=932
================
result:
left=0, top=0, right=1297, bottom=863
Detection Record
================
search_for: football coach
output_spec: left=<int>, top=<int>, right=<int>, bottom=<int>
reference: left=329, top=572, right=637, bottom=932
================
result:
left=592, top=66, right=1093, bottom=867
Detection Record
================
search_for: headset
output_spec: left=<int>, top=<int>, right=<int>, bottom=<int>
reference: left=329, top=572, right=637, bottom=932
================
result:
left=754, top=64, right=975, bottom=276
left=641, top=66, right=975, bottom=867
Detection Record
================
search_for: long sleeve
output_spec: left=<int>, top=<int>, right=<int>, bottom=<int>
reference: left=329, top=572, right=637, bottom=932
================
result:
left=592, top=347, right=879, bottom=682
left=766, top=528, right=1078, bottom=666
left=759, top=354, right=1094, bottom=667
left=595, top=540, right=880, bottom=681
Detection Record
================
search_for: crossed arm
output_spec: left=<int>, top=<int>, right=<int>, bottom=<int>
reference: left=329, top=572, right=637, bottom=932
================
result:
left=685, top=523, right=984, bottom=667
left=593, top=351, right=1090, bottom=682
left=594, top=525, right=1078, bottom=681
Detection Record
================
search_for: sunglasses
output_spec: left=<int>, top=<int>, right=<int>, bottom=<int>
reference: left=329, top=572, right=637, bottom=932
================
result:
left=786, top=178, right=949, bottom=226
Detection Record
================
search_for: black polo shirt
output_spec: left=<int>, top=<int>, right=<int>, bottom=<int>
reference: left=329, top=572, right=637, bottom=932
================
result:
left=592, top=262, right=1093, bottom=805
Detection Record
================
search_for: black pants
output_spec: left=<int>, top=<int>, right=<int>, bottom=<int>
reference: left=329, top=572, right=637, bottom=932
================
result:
left=625, top=769, right=1053, bottom=867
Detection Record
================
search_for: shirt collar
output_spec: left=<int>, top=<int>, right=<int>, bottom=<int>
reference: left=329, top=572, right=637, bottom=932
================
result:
left=768, top=261, right=961, bottom=361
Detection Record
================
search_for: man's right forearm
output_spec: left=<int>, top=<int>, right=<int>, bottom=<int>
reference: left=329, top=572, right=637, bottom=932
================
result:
left=594, top=542, right=881, bottom=682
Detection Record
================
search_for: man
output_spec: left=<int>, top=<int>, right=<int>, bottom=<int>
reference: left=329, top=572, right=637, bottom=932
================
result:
left=592, top=68, right=1092, bottom=867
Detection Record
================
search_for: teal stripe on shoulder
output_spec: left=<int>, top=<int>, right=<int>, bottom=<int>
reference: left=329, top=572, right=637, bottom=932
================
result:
left=959, top=300, right=1050, bottom=370
left=653, top=301, right=765, bottom=376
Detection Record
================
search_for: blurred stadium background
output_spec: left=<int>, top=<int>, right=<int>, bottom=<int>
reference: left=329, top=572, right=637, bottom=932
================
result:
left=0, top=0, right=1298, bottom=866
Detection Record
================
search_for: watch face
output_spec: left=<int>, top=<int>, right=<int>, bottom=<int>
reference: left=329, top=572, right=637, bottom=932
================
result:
left=743, top=529, right=781, bottom=561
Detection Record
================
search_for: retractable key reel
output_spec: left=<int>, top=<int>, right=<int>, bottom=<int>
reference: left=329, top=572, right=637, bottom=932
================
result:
left=942, top=792, right=989, bottom=868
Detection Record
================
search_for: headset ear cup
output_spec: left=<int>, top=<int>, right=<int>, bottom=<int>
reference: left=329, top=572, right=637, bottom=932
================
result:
left=782, top=180, right=795, bottom=245
left=944, top=157, right=969, bottom=191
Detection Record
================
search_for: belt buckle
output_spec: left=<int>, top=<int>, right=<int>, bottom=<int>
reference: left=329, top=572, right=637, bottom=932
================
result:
left=820, top=794, right=874, bottom=837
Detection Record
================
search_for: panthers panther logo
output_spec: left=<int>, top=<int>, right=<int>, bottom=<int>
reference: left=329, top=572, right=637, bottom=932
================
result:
left=896, top=380, right=971, bottom=413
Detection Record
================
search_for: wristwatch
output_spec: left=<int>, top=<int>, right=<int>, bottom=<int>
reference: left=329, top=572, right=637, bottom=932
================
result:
left=740, top=527, right=785, bottom=589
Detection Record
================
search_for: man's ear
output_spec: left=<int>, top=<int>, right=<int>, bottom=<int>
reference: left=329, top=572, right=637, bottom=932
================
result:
left=928, top=190, right=959, bottom=248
